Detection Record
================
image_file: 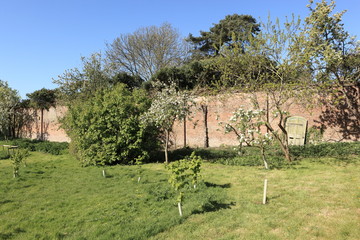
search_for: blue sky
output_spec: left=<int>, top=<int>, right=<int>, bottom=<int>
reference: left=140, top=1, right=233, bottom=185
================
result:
left=1, top=0, right=359, bottom=98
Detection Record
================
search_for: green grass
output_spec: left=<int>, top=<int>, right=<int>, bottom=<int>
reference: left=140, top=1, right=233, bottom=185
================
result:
left=0, top=146, right=359, bottom=239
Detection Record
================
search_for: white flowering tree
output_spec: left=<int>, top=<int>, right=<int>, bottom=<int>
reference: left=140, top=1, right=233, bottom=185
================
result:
left=142, top=83, right=194, bottom=164
left=220, top=108, right=273, bottom=169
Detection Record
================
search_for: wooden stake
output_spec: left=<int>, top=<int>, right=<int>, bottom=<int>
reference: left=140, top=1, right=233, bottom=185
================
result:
left=102, top=169, right=106, bottom=178
left=178, top=202, right=183, bottom=216
left=263, top=179, right=268, bottom=204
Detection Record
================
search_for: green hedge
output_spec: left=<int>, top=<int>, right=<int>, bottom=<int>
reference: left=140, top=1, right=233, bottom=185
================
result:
left=7, top=139, right=69, bottom=155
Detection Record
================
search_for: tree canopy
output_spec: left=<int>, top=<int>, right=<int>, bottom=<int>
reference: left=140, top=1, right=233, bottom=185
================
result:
left=187, top=14, right=260, bottom=57
left=62, top=84, right=158, bottom=166
left=0, top=80, right=20, bottom=139
left=106, top=23, right=190, bottom=81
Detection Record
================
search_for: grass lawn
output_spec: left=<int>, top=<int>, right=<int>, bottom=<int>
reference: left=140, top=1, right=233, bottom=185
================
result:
left=0, top=148, right=359, bottom=239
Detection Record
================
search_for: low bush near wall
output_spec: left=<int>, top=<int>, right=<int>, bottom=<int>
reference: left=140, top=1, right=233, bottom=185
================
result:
left=290, top=142, right=360, bottom=158
left=5, top=139, right=69, bottom=155
left=172, top=142, right=359, bottom=168
left=0, top=150, right=10, bottom=160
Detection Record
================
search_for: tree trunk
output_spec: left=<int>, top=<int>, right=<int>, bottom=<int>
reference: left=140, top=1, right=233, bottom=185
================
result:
left=12, top=111, right=16, bottom=139
left=201, top=105, right=209, bottom=148
left=40, top=108, right=44, bottom=141
left=264, top=122, right=292, bottom=162
left=183, top=118, right=187, bottom=148
left=164, top=129, right=169, bottom=164
left=261, top=147, right=269, bottom=170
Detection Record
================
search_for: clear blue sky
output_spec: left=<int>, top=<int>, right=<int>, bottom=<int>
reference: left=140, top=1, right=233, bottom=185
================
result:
left=1, top=0, right=359, bottom=99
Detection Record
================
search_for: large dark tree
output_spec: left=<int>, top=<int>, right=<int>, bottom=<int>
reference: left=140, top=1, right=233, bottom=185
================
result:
left=187, top=14, right=260, bottom=57
left=27, top=88, right=57, bottom=140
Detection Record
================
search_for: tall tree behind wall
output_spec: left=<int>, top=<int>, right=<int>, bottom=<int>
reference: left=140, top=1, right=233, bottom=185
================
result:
left=27, top=88, right=57, bottom=141
left=106, top=23, right=190, bottom=81
left=187, top=14, right=260, bottom=57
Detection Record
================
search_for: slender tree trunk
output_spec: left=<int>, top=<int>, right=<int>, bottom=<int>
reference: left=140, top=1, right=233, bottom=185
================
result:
left=164, top=129, right=169, bottom=164
left=40, top=108, right=44, bottom=141
left=183, top=118, right=186, bottom=148
left=12, top=111, right=16, bottom=138
left=265, top=123, right=292, bottom=162
left=261, top=147, right=269, bottom=169
left=266, top=94, right=269, bottom=133
left=201, top=105, right=209, bottom=148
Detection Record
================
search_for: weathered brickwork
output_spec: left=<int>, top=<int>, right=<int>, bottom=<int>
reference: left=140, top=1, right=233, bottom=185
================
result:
left=28, top=93, right=358, bottom=146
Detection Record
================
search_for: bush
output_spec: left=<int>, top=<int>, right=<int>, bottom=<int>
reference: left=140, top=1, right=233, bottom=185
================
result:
left=290, top=142, right=360, bottom=158
left=182, top=142, right=359, bottom=168
left=6, top=139, right=68, bottom=155
left=0, top=150, right=10, bottom=159
left=34, top=141, right=69, bottom=155
left=61, top=84, right=159, bottom=166
left=10, top=139, right=37, bottom=151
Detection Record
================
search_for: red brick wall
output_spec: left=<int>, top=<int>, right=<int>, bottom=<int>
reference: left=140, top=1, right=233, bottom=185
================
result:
left=32, top=92, right=359, bottom=145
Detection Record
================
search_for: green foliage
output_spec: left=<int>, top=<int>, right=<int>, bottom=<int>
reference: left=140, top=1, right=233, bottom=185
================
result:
left=26, top=88, right=57, bottom=111
left=53, top=52, right=113, bottom=103
left=187, top=14, right=260, bottom=56
left=62, top=84, right=158, bottom=166
left=8, top=139, right=68, bottom=155
left=0, top=80, right=21, bottom=139
left=166, top=152, right=203, bottom=203
left=306, top=126, right=324, bottom=144
left=290, top=141, right=360, bottom=158
left=111, top=72, right=143, bottom=90
left=294, top=0, right=359, bottom=86
left=0, top=150, right=10, bottom=160
left=34, top=141, right=69, bottom=155
left=26, top=88, right=57, bottom=141
left=201, top=142, right=359, bottom=167
left=150, top=60, right=222, bottom=91
left=292, top=0, right=360, bottom=139
left=11, top=149, right=29, bottom=178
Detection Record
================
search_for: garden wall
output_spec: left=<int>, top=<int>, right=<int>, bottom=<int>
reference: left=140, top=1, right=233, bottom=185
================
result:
left=27, top=92, right=359, bottom=146
left=23, top=106, right=70, bottom=142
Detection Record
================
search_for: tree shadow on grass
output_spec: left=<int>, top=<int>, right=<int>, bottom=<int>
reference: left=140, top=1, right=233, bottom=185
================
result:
left=0, top=200, right=13, bottom=204
left=204, top=181, right=231, bottom=188
left=192, top=200, right=236, bottom=214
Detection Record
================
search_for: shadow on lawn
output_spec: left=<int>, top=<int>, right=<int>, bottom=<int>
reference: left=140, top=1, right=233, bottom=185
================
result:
left=192, top=200, right=236, bottom=214
left=204, top=181, right=231, bottom=188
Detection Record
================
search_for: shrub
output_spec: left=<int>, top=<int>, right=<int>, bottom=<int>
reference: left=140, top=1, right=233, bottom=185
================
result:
left=61, top=84, right=159, bottom=166
left=10, top=139, right=37, bottom=151
left=11, top=149, right=29, bottom=178
left=290, top=142, right=360, bottom=158
left=34, top=141, right=69, bottom=155
left=0, top=150, right=10, bottom=159
left=8, top=139, right=68, bottom=155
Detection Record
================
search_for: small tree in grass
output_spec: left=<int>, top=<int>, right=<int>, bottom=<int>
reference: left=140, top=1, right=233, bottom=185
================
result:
left=142, top=83, right=194, bottom=164
left=11, top=149, right=29, bottom=178
left=220, top=108, right=273, bottom=169
left=166, top=152, right=202, bottom=216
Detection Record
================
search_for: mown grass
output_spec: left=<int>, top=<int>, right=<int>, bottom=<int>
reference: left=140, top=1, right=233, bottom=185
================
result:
left=0, top=150, right=229, bottom=240
left=0, top=143, right=359, bottom=240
